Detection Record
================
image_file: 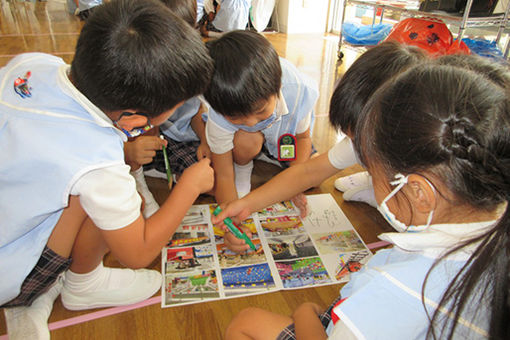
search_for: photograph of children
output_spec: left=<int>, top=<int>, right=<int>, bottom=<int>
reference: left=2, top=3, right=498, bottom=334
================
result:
left=335, top=250, right=371, bottom=281
left=165, top=245, right=215, bottom=274
left=164, top=270, right=220, bottom=306
left=275, top=257, right=331, bottom=288
left=216, top=239, right=266, bottom=268
left=267, top=234, right=318, bottom=260
left=182, top=205, right=208, bottom=225
left=257, top=201, right=297, bottom=217
left=213, top=217, right=258, bottom=241
left=168, top=223, right=210, bottom=247
left=311, top=231, right=366, bottom=254
left=260, top=215, right=306, bottom=237
left=221, top=263, right=276, bottom=297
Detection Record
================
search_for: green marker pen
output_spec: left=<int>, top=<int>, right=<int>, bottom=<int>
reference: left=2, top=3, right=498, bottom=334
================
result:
left=213, top=206, right=256, bottom=251
left=160, top=135, right=173, bottom=187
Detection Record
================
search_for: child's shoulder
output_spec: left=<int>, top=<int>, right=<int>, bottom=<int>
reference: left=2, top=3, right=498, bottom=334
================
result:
left=279, top=57, right=318, bottom=94
left=4, top=53, right=64, bottom=69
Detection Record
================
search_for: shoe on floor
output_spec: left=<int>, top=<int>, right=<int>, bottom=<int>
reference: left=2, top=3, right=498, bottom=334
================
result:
left=61, top=267, right=161, bottom=311
left=334, top=171, right=371, bottom=192
left=342, top=184, right=378, bottom=208
left=4, top=274, right=64, bottom=340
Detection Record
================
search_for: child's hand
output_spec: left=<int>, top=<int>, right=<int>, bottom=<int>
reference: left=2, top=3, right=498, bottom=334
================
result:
left=211, top=200, right=251, bottom=228
left=291, top=193, right=308, bottom=218
left=124, top=136, right=166, bottom=168
left=196, top=142, right=211, bottom=160
left=223, top=225, right=253, bottom=253
left=180, top=158, right=214, bottom=194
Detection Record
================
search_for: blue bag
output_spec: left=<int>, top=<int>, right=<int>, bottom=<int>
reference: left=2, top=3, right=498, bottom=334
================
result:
left=342, top=22, right=393, bottom=45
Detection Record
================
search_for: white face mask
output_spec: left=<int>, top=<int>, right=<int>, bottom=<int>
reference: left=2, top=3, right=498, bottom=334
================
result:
left=377, top=173, right=435, bottom=233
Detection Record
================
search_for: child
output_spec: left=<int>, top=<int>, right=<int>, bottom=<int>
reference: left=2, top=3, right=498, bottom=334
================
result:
left=199, top=0, right=251, bottom=37
left=204, top=30, right=319, bottom=204
left=124, top=0, right=208, bottom=218
left=332, top=42, right=427, bottom=208
left=211, top=42, right=426, bottom=252
left=0, top=1, right=214, bottom=339
left=222, top=61, right=510, bottom=339
left=126, top=97, right=211, bottom=198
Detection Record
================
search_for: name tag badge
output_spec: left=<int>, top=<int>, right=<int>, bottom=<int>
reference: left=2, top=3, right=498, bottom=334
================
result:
left=278, top=134, right=297, bottom=161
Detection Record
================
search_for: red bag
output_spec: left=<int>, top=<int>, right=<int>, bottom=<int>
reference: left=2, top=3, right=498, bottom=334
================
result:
left=384, top=18, right=470, bottom=56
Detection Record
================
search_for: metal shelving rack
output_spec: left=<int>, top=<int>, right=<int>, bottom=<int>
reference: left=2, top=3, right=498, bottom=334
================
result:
left=337, top=0, right=510, bottom=59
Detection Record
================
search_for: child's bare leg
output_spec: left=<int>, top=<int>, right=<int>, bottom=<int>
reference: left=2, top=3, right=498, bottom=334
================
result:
left=46, top=195, right=106, bottom=272
left=225, top=307, right=293, bottom=340
left=232, top=130, right=264, bottom=165
left=48, top=195, right=161, bottom=311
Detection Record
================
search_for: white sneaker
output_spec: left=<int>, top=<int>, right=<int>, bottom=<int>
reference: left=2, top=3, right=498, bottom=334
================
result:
left=255, top=152, right=282, bottom=168
left=334, top=171, right=371, bottom=192
left=61, top=267, right=161, bottom=311
left=342, top=184, right=378, bottom=208
left=4, top=274, right=64, bottom=340
left=143, top=167, right=167, bottom=180
left=131, top=167, right=159, bottom=218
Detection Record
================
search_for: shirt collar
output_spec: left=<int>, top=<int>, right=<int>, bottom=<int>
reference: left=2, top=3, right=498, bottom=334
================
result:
left=378, top=220, right=496, bottom=260
left=58, top=65, right=127, bottom=141
left=276, top=90, right=289, bottom=116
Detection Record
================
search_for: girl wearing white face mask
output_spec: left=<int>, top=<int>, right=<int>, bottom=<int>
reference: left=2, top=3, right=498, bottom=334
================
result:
left=221, top=60, right=510, bottom=340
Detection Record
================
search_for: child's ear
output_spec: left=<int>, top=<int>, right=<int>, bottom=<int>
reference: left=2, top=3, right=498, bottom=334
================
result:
left=406, top=174, right=436, bottom=214
left=115, top=111, right=148, bottom=130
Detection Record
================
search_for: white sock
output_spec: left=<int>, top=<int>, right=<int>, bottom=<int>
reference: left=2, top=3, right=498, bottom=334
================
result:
left=4, top=274, right=64, bottom=340
left=131, top=166, right=159, bottom=218
left=342, top=184, right=378, bottom=208
left=234, top=161, right=253, bottom=198
left=64, top=262, right=135, bottom=293
left=335, top=171, right=371, bottom=192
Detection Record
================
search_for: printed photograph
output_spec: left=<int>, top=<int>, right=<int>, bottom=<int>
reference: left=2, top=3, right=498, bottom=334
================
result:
left=267, top=235, right=318, bottom=260
left=257, top=201, right=297, bottom=217
left=260, top=215, right=306, bottom=237
left=311, top=231, right=366, bottom=254
left=335, top=250, right=371, bottom=280
left=213, top=217, right=258, bottom=240
left=168, top=223, right=210, bottom=247
left=164, top=270, right=220, bottom=306
left=216, top=239, right=267, bottom=268
left=221, top=263, right=276, bottom=296
left=275, top=257, right=331, bottom=288
left=181, top=205, right=208, bottom=225
left=165, top=245, right=215, bottom=274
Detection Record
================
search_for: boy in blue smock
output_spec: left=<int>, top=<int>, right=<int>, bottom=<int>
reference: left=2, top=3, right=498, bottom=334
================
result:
left=204, top=30, right=318, bottom=204
left=0, top=0, right=214, bottom=338
left=125, top=97, right=211, bottom=218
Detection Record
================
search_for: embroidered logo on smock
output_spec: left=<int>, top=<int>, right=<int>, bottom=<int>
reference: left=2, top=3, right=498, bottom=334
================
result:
left=14, top=71, right=32, bottom=98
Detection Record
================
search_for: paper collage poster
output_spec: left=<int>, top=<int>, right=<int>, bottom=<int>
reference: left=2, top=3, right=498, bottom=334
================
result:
left=161, top=194, right=372, bottom=307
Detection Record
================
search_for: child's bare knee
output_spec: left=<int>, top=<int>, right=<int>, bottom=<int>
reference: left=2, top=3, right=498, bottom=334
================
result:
left=233, top=131, right=263, bottom=164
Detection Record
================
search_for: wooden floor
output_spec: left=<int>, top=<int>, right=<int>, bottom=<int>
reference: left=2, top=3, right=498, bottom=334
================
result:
left=0, top=1, right=392, bottom=339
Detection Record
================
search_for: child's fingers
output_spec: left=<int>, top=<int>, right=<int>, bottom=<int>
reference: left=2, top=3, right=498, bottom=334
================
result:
left=223, top=231, right=250, bottom=253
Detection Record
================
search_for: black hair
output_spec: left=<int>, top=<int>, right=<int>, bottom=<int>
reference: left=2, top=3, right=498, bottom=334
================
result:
left=160, top=0, right=197, bottom=28
left=329, top=41, right=426, bottom=135
left=356, top=63, right=510, bottom=339
left=436, top=54, right=510, bottom=90
left=70, top=0, right=212, bottom=117
left=203, top=30, right=281, bottom=117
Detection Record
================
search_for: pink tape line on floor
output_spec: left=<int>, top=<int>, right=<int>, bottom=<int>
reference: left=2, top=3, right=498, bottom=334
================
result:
left=0, top=295, right=161, bottom=339
left=0, top=240, right=390, bottom=338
